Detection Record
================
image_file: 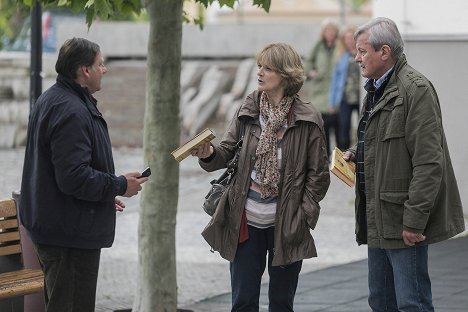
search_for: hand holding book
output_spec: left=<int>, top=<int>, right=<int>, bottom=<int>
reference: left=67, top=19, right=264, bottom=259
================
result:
left=191, top=142, right=213, bottom=159
left=171, top=128, right=216, bottom=162
left=329, top=147, right=356, bottom=187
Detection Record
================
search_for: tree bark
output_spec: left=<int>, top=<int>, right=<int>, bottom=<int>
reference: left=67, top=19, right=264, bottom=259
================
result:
left=133, top=0, right=183, bottom=310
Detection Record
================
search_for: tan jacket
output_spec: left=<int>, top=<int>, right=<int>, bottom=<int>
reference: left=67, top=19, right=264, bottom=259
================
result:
left=200, top=91, right=330, bottom=266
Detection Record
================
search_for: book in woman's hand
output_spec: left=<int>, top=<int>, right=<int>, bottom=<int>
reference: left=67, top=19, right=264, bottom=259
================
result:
left=171, top=128, right=216, bottom=162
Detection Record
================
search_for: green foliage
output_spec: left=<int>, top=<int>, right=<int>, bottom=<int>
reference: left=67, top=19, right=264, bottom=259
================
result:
left=346, top=0, right=369, bottom=11
left=194, top=0, right=270, bottom=12
left=253, top=0, right=270, bottom=12
left=8, top=0, right=270, bottom=31
left=187, top=0, right=270, bottom=29
left=0, top=1, right=30, bottom=49
left=20, top=0, right=144, bottom=27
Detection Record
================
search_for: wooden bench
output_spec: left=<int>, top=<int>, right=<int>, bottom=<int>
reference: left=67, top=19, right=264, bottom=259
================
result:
left=0, top=198, right=44, bottom=299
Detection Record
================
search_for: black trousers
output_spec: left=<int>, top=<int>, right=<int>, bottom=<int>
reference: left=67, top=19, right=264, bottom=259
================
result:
left=34, top=243, right=101, bottom=312
left=230, top=226, right=302, bottom=312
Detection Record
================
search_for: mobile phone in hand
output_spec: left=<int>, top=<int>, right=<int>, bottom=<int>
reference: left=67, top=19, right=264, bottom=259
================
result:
left=138, top=167, right=151, bottom=178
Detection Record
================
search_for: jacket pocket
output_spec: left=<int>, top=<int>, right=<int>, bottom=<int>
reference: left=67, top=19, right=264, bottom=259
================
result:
left=380, top=98, right=405, bottom=141
left=379, top=191, right=408, bottom=239
left=282, top=204, right=308, bottom=246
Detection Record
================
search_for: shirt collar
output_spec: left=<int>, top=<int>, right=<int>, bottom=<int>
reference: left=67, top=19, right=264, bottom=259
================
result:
left=373, top=66, right=394, bottom=90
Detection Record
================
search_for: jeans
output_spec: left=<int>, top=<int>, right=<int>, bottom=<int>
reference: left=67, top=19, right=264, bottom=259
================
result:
left=368, top=246, right=434, bottom=312
left=34, top=244, right=101, bottom=312
left=230, top=226, right=302, bottom=312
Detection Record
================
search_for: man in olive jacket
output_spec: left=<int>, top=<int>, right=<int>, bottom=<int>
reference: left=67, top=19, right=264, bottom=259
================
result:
left=344, top=18, right=465, bottom=312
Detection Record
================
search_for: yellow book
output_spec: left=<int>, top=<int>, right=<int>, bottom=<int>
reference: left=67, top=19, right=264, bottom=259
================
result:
left=329, top=147, right=356, bottom=187
left=171, top=128, right=216, bottom=162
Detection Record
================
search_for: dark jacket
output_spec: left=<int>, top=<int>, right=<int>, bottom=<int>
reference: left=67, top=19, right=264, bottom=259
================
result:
left=20, top=75, right=127, bottom=249
left=351, top=55, right=465, bottom=248
left=200, top=91, right=330, bottom=266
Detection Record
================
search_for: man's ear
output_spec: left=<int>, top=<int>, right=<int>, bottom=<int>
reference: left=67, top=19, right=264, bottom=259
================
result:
left=381, top=44, right=391, bottom=61
left=77, top=65, right=90, bottom=79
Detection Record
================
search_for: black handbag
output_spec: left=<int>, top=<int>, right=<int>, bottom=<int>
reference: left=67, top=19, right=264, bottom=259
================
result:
left=202, top=122, right=245, bottom=216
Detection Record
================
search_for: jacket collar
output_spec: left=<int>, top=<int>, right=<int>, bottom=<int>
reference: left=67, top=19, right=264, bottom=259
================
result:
left=56, top=74, right=101, bottom=117
left=367, top=54, right=408, bottom=115
left=238, top=91, right=322, bottom=127
left=57, top=75, right=95, bottom=102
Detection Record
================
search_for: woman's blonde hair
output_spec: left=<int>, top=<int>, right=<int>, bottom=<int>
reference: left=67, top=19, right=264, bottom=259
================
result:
left=333, top=25, right=358, bottom=62
left=319, top=18, right=339, bottom=41
left=256, top=43, right=306, bottom=96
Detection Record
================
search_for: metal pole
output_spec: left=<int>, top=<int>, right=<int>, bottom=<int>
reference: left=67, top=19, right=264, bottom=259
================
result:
left=30, top=1, right=42, bottom=107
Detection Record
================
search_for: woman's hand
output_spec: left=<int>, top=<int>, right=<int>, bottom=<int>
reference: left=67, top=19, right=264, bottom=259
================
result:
left=191, top=142, right=213, bottom=159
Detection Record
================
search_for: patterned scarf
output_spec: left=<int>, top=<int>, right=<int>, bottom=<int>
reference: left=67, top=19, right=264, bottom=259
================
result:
left=254, top=91, right=293, bottom=198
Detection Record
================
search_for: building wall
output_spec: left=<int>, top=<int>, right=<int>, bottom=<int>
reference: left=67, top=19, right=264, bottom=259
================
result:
left=373, top=0, right=468, bottom=34
left=403, top=36, right=468, bottom=214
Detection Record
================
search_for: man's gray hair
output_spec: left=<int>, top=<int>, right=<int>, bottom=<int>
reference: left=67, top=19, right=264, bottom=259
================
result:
left=355, top=17, right=404, bottom=60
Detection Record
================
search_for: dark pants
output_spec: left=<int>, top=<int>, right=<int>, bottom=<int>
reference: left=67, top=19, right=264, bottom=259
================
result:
left=34, top=244, right=101, bottom=312
left=230, top=226, right=302, bottom=312
left=338, top=102, right=359, bottom=150
left=322, top=112, right=340, bottom=156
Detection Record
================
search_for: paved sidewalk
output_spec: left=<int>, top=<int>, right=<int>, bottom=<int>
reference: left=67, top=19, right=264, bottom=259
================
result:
left=183, top=234, right=468, bottom=312
left=1, top=147, right=466, bottom=312
left=0, top=147, right=366, bottom=311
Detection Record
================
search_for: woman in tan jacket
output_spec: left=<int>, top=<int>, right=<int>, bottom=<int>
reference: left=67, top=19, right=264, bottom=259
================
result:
left=192, top=43, right=330, bottom=311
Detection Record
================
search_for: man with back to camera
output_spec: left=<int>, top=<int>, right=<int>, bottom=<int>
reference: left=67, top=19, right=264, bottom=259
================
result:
left=20, top=37, right=148, bottom=312
left=343, top=17, right=465, bottom=311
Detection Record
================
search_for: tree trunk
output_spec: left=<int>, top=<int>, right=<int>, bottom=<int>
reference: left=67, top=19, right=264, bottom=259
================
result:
left=133, top=0, right=183, bottom=311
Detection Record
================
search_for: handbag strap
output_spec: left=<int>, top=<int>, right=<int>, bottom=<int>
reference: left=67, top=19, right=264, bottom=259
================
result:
left=216, top=120, right=245, bottom=184
left=227, top=120, right=245, bottom=170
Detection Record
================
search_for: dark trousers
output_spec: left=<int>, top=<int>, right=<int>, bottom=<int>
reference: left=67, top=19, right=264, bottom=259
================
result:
left=230, top=226, right=302, bottom=312
left=338, top=102, right=359, bottom=150
left=34, top=244, right=101, bottom=312
left=322, top=112, right=340, bottom=156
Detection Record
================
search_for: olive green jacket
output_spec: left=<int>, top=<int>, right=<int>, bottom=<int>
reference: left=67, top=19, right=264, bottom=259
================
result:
left=303, top=40, right=336, bottom=113
left=200, top=91, right=330, bottom=266
left=351, top=55, right=465, bottom=249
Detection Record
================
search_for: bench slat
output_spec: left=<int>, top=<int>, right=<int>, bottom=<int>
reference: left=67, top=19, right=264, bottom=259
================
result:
left=0, top=200, right=16, bottom=218
left=0, top=269, right=44, bottom=299
left=0, top=199, right=44, bottom=300
left=0, top=243, right=22, bottom=256
left=0, top=218, right=19, bottom=230
left=0, top=230, right=20, bottom=243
